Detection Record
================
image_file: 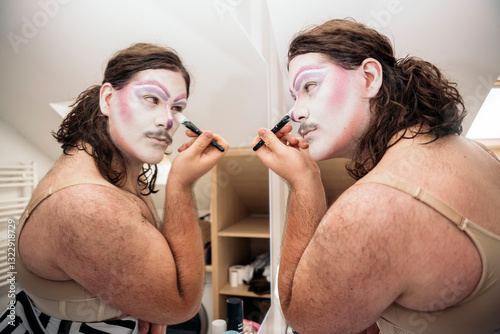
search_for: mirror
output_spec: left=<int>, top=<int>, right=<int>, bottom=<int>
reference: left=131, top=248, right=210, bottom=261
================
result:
left=1, top=1, right=499, bottom=332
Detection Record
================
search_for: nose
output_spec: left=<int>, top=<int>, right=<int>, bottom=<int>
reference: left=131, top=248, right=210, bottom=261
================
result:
left=154, top=106, right=174, bottom=130
left=290, top=101, right=309, bottom=123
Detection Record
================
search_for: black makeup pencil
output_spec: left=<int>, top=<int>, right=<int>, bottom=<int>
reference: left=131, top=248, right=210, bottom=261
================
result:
left=253, top=111, right=292, bottom=151
left=175, top=114, right=225, bottom=152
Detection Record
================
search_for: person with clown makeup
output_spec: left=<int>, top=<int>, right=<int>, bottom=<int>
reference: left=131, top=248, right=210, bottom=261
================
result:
left=254, top=19, right=500, bottom=334
left=2, top=43, right=228, bottom=334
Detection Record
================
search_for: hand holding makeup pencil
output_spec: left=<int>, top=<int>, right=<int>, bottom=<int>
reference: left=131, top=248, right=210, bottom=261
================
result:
left=170, top=114, right=228, bottom=187
left=253, top=124, right=319, bottom=187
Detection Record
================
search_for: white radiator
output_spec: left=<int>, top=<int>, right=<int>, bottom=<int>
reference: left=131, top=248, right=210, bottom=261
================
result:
left=0, top=163, right=37, bottom=290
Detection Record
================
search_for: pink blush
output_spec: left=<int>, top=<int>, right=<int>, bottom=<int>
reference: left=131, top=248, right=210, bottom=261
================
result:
left=118, top=86, right=133, bottom=123
left=328, top=68, right=350, bottom=109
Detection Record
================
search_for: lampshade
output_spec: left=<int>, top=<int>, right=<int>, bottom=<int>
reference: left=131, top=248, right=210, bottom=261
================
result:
left=49, top=101, right=73, bottom=118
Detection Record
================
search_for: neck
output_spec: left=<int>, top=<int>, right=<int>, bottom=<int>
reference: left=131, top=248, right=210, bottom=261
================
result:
left=74, top=141, right=146, bottom=195
left=114, top=161, right=147, bottom=196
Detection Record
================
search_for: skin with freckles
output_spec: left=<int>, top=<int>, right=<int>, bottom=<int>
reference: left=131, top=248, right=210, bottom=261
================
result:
left=101, top=69, right=188, bottom=168
left=289, top=53, right=373, bottom=161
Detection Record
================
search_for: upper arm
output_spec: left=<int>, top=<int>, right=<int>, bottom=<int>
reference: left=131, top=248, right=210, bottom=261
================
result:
left=286, top=183, right=412, bottom=333
left=40, top=185, right=187, bottom=322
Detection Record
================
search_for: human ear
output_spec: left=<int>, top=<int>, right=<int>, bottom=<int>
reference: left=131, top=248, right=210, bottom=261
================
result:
left=99, top=83, right=114, bottom=116
left=360, top=58, right=383, bottom=98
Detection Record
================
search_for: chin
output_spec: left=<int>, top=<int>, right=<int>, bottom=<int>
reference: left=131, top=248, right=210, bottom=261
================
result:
left=152, top=154, right=167, bottom=165
left=308, top=137, right=353, bottom=161
left=142, top=151, right=167, bottom=165
left=308, top=148, right=334, bottom=162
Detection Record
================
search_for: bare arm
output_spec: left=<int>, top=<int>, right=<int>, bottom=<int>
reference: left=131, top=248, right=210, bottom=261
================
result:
left=278, top=160, right=327, bottom=312
left=254, top=128, right=406, bottom=333
left=282, top=186, right=405, bottom=333
left=160, top=130, right=229, bottom=319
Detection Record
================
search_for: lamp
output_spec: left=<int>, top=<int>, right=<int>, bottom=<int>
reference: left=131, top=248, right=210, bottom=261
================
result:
left=467, top=77, right=500, bottom=140
left=49, top=101, right=73, bottom=118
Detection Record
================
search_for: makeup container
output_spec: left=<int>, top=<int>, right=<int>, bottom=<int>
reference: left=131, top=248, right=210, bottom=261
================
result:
left=212, top=319, right=227, bottom=334
left=228, top=265, right=245, bottom=285
left=229, top=269, right=239, bottom=287
left=226, top=297, right=244, bottom=334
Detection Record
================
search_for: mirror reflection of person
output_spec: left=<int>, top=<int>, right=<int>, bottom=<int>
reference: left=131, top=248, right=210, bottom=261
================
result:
left=254, top=19, right=500, bottom=334
left=1, top=43, right=228, bottom=334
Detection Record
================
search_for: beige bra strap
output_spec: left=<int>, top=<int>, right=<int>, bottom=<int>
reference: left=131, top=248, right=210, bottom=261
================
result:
left=22, top=177, right=130, bottom=222
left=472, top=140, right=500, bottom=163
left=356, top=174, right=469, bottom=230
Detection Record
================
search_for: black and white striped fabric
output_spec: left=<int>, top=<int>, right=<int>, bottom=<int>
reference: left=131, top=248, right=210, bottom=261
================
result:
left=0, top=291, right=139, bottom=334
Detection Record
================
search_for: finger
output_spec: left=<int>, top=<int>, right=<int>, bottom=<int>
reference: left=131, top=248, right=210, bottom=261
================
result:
left=282, top=134, right=309, bottom=149
left=252, top=134, right=264, bottom=147
left=138, top=320, right=149, bottom=334
left=298, top=137, right=309, bottom=149
left=275, top=124, right=293, bottom=136
left=177, top=137, right=197, bottom=152
left=191, top=130, right=216, bottom=153
left=185, top=129, right=199, bottom=138
left=211, top=133, right=230, bottom=151
left=257, top=128, right=283, bottom=152
left=281, top=133, right=299, bottom=145
left=150, top=324, right=167, bottom=334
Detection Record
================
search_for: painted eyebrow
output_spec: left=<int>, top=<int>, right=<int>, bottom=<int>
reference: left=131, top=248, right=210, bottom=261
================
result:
left=173, top=101, right=187, bottom=108
left=293, top=67, right=329, bottom=93
left=173, top=93, right=187, bottom=103
left=134, top=80, right=171, bottom=100
left=172, top=93, right=187, bottom=108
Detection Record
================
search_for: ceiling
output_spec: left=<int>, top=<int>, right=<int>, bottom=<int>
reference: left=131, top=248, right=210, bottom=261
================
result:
left=1, top=0, right=499, bottom=162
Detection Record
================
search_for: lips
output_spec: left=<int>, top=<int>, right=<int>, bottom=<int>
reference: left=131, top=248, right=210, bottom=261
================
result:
left=149, top=135, right=171, bottom=147
left=299, top=126, right=316, bottom=139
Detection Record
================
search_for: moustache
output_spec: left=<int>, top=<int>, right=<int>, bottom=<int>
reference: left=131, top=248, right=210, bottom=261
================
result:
left=145, top=130, right=173, bottom=144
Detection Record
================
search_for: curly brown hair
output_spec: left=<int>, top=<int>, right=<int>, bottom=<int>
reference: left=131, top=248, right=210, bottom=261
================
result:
left=52, top=43, right=191, bottom=194
left=288, top=19, right=466, bottom=179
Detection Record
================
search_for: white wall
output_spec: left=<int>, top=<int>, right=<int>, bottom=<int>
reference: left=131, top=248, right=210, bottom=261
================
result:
left=0, top=118, right=54, bottom=309
left=0, top=118, right=54, bottom=179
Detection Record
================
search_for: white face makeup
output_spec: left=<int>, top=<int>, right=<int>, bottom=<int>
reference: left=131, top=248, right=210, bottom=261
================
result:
left=288, top=53, right=372, bottom=161
left=101, top=69, right=187, bottom=166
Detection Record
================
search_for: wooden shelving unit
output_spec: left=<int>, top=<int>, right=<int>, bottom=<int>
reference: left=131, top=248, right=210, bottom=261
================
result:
left=209, top=147, right=357, bottom=322
left=210, top=147, right=271, bottom=320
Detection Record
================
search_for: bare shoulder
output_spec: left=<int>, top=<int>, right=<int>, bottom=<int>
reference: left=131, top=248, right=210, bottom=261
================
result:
left=20, top=182, right=156, bottom=276
left=18, top=181, right=177, bottom=311
left=323, top=170, right=481, bottom=310
left=377, top=135, right=500, bottom=232
left=288, top=179, right=414, bottom=331
left=317, top=178, right=416, bottom=272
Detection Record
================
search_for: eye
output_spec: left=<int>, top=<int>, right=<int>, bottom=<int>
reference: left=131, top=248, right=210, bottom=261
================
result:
left=172, top=105, right=185, bottom=113
left=304, top=82, right=316, bottom=93
left=144, top=95, right=160, bottom=105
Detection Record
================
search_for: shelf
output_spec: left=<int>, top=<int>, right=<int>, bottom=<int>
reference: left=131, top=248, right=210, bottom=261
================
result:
left=210, top=147, right=271, bottom=320
left=218, top=216, right=269, bottom=238
left=205, top=265, right=212, bottom=272
left=219, top=282, right=271, bottom=299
